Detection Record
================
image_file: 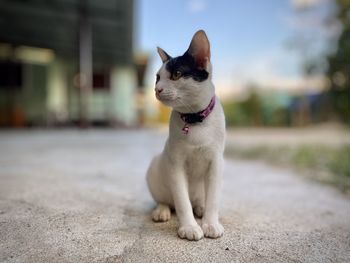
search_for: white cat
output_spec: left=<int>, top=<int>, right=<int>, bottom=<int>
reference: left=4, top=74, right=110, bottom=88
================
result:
left=146, top=30, right=225, bottom=241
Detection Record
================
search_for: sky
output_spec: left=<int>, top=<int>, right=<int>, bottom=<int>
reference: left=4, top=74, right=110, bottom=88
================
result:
left=137, top=0, right=334, bottom=98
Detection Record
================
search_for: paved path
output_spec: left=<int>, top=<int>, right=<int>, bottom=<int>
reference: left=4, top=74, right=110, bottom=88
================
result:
left=0, top=130, right=349, bottom=263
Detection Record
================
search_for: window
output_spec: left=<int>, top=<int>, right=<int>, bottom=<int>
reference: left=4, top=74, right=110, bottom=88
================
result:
left=93, top=72, right=109, bottom=90
left=0, top=61, right=22, bottom=89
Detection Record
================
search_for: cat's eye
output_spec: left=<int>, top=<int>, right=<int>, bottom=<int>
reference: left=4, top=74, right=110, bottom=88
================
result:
left=156, top=74, right=160, bottom=84
left=172, top=70, right=182, bottom=80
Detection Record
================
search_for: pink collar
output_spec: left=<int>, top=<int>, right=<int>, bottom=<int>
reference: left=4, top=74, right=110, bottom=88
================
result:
left=179, top=96, right=216, bottom=134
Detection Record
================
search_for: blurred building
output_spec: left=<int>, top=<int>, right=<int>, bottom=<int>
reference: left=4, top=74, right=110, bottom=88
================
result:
left=0, top=0, right=147, bottom=127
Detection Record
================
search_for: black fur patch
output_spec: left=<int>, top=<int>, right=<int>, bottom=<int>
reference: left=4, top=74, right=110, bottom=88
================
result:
left=165, top=52, right=209, bottom=82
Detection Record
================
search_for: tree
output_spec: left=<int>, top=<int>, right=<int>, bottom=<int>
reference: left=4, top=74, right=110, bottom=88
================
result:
left=327, top=0, right=350, bottom=123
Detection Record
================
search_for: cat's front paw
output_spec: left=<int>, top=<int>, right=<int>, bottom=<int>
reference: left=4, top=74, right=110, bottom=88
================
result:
left=201, top=221, right=224, bottom=239
left=178, top=224, right=203, bottom=241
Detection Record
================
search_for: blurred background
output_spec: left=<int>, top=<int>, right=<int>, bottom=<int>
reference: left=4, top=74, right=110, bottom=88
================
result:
left=0, top=0, right=349, bottom=190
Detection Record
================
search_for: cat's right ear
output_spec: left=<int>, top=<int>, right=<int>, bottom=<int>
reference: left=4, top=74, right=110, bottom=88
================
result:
left=157, top=47, right=171, bottom=63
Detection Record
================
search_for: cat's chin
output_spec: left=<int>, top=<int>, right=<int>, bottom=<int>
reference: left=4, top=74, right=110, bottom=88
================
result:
left=156, top=97, right=176, bottom=106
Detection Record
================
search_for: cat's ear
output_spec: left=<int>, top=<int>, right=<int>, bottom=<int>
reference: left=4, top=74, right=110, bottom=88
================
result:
left=157, top=47, right=171, bottom=63
left=186, top=30, right=210, bottom=69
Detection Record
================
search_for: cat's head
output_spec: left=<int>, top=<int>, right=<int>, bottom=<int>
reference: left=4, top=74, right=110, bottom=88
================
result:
left=155, top=30, right=214, bottom=113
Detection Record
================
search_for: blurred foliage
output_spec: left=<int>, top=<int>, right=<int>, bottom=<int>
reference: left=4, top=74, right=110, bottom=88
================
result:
left=225, top=144, right=350, bottom=193
left=223, top=88, right=289, bottom=127
left=329, top=145, right=350, bottom=178
left=223, top=86, right=332, bottom=127
left=326, top=0, right=350, bottom=123
left=223, top=89, right=263, bottom=126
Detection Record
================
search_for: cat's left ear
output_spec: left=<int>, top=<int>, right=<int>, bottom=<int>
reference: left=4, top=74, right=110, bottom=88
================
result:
left=185, top=30, right=211, bottom=69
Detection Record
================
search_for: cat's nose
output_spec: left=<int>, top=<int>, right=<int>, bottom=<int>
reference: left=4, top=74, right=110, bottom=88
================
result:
left=155, top=88, right=163, bottom=94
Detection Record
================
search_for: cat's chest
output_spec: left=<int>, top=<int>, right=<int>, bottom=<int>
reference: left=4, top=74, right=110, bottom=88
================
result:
left=169, top=126, right=219, bottom=161
left=171, top=114, right=215, bottom=143
left=168, top=105, right=225, bottom=152
left=184, top=146, right=212, bottom=176
left=172, top=124, right=212, bottom=148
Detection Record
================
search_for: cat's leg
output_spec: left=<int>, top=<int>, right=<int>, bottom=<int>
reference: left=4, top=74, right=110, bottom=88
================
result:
left=191, top=181, right=205, bottom=218
left=152, top=203, right=171, bottom=222
left=147, top=155, right=173, bottom=218
left=201, top=156, right=224, bottom=238
left=170, top=169, right=203, bottom=241
left=193, top=205, right=204, bottom=218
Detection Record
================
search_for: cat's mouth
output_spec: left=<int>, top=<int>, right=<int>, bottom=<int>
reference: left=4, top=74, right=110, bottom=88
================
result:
left=156, top=93, right=176, bottom=103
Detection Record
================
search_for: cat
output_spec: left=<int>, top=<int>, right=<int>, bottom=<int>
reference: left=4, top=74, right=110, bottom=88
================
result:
left=146, top=30, right=225, bottom=241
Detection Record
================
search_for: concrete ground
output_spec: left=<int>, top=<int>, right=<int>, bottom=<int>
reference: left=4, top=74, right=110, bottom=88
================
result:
left=0, top=129, right=350, bottom=263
